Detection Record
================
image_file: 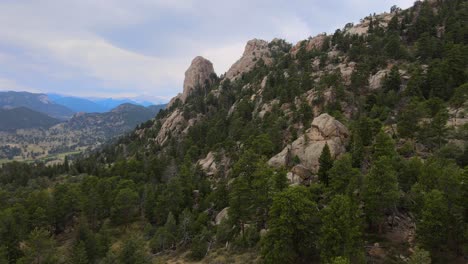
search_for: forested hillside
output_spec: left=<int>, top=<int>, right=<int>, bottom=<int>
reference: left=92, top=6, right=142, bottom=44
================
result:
left=0, top=0, right=467, bottom=263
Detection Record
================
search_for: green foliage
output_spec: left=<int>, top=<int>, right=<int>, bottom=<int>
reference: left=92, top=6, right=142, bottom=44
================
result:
left=69, top=241, right=89, bottom=264
left=261, top=186, right=319, bottom=263
left=383, top=66, right=402, bottom=92
left=330, top=256, right=351, bottom=264
left=118, top=236, right=150, bottom=264
left=363, top=157, right=399, bottom=232
left=318, top=144, right=333, bottom=186
left=319, top=195, right=364, bottom=263
left=417, top=190, right=449, bottom=252
left=111, top=187, right=139, bottom=225
left=17, top=228, right=57, bottom=264
left=328, top=154, right=361, bottom=196
left=397, top=99, right=424, bottom=139
left=408, top=247, right=431, bottom=264
left=372, top=130, right=397, bottom=161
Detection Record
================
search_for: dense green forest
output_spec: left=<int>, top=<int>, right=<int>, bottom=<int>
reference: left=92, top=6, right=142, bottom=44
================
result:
left=0, top=0, right=467, bottom=263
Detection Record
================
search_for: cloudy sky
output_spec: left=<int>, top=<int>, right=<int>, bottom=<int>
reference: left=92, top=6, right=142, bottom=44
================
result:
left=0, top=0, right=415, bottom=103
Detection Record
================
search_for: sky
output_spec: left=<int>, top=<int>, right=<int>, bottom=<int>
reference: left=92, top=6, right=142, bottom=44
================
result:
left=0, top=0, right=415, bottom=103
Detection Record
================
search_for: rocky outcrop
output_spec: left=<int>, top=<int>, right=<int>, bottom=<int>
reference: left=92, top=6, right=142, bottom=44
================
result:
left=291, top=34, right=327, bottom=56
left=181, top=56, right=215, bottom=103
left=287, top=164, right=317, bottom=185
left=198, top=151, right=217, bottom=176
left=154, top=109, right=186, bottom=145
left=369, top=69, right=390, bottom=90
left=215, top=207, right=229, bottom=225
left=225, top=39, right=272, bottom=80
left=345, top=13, right=395, bottom=36
left=268, top=113, right=349, bottom=173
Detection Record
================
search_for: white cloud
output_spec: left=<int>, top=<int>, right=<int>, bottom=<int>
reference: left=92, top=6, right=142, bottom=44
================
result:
left=0, top=77, right=39, bottom=93
left=201, top=42, right=246, bottom=75
left=274, top=16, right=313, bottom=43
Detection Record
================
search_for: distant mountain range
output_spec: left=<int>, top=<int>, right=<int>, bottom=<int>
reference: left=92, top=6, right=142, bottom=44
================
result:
left=47, top=93, right=159, bottom=113
left=0, top=91, right=75, bottom=119
left=0, top=91, right=167, bottom=162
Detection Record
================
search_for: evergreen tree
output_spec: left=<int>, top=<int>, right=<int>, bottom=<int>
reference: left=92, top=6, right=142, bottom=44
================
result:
left=328, top=154, right=361, bottom=196
left=319, top=195, right=364, bottom=263
left=363, top=157, right=399, bottom=233
left=450, top=83, right=468, bottom=123
left=111, top=187, right=139, bottom=226
left=17, top=228, right=58, bottom=264
left=397, top=100, right=423, bottom=139
left=417, top=190, right=449, bottom=252
left=383, top=66, right=401, bottom=92
left=69, top=241, right=88, bottom=264
left=118, top=236, right=150, bottom=264
left=318, top=144, right=333, bottom=186
left=372, top=130, right=397, bottom=161
left=261, top=186, right=319, bottom=263
left=228, top=175, right=253, bottom=238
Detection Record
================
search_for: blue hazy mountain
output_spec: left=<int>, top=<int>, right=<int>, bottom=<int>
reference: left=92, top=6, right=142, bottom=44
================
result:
left=48, top=94, right=159, bottom=113
left=47, top=94, right=107, bottom=113
left=0, top=91, right=75, bottom=119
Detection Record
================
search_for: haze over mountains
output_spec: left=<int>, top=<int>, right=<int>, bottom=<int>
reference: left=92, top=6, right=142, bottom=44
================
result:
left=0, top=91, right=166, bottom=163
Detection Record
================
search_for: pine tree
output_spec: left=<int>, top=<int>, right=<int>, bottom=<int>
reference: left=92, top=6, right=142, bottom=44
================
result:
left=328, top=154, right=361, bottom=196
left=17, top=228, right=58, bottom=264
left=318, top=144, right=333, bottom=186
left=417, top=190, right=449, bottom=252
left=372, top=130, right=397, bottom=161
left=261, top=186, right=319, bottom=263
left=319, top=195, right=364, bottom=263
left=363, top=157, right=399, bottom=233
left=69, top=241, right=88, bottom=264
left=164, top=212, right=177, bottom=248
left=118, top=236, right=150, bottom=264
left=383, top=66, right=402, bottom=92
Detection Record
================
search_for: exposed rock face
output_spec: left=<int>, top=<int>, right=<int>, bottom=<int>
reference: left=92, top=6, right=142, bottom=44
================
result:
left=286, top=165, right=317, bottom=185
left=155, top=109, right=187, bottom=145
left=291, top=34, right=327, bottom=56
left=181, top=56, right=215, bottom=102
left=225, top=39, right=272, bottom=80
left=215, top=207, right=229, bottom=225
left=268, top=113, right=350, bottom=173
left=345, top=13, right=395, bottom=36
left=369, top=69, right=390, bottom=90
left=198, top=151, right=217, bottom=176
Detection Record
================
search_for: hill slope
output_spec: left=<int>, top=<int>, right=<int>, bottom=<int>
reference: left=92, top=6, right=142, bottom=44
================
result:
left=0, top=1, right=466, bottom=264
left=0, top=107, right=60, bottom=131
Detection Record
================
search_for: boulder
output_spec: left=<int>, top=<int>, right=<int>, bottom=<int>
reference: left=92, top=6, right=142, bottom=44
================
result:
left=268, top=113, right=349, bottom=173
left=181, top=56, right=215, bottom=102
left=215, top=207, right=229, bottom=225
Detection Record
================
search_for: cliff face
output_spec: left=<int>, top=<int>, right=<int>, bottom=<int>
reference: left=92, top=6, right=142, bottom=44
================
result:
left=181, top=56, right=215, bottom=103
left=225, top=39, right=273, bottom=80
